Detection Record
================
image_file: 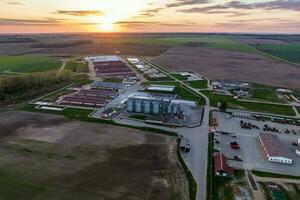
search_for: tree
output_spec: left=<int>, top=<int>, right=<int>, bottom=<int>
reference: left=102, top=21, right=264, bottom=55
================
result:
left=219, top=101, right=228, bottom=112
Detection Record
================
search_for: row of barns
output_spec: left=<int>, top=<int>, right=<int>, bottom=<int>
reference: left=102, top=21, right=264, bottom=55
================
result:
left=88, top=56, right=137, bottom=79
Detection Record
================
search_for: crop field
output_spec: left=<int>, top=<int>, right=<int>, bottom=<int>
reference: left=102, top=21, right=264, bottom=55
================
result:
left=0, top=55, right=61, bottom=73
left=103, top=35, right=232, bottom=46
left=202, top=91, right=295, bottom=116
left=152, top=46, right=300, bottom=89
left=255, top=44, right=300, bottom=64
left=110, top=35, right=263, bottom=54
left=0, top=111, right=188, bottom=200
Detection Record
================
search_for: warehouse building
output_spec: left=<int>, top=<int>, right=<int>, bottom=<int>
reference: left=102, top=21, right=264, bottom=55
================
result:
left=257, top=132, right=293, bottom=164
left=146, top=85, right=175, bottom=92
left=58, top=89, right=117, bottom=108
left=126, top=92, right=180, bottom=115
left=212, top=80, right=251, bottom=96
left=214, top=153, right=235, bottom=178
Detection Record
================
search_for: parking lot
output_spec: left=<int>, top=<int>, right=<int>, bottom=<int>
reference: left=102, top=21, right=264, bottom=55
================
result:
left=213, top=111, right=300, bottom=176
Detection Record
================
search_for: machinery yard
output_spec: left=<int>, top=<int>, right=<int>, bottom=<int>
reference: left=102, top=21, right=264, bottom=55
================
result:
left=0, top=111, right=188, bottom=200
left=213, top=111, right=300, bottom=176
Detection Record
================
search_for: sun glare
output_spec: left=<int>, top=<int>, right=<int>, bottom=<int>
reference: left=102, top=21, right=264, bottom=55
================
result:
left=100, top=23, right=113, bottom=32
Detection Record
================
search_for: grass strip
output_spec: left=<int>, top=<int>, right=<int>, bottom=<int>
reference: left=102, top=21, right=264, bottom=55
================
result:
left=252, top=170, right=300, bottom=180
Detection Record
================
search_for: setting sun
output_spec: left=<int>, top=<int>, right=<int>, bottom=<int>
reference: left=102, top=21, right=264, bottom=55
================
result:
left=100, top=23, right=113, bottom=32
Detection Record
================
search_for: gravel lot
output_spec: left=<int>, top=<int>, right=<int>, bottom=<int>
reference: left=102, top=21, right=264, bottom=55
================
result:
left=213, top=111, right=300, bottom=176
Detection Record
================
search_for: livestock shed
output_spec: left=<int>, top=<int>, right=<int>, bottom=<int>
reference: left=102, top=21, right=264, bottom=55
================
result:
left=257, top=132, right=293, bottom=164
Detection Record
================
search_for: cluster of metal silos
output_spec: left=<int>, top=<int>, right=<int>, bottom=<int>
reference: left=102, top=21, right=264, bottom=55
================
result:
left=126, top=97, right=180, bottom=115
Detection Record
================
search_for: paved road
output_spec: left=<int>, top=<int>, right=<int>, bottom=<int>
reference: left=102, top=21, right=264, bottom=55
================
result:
left=90, top=57, right=211, bottom=200
left=143, top=58, right=211, bottom=200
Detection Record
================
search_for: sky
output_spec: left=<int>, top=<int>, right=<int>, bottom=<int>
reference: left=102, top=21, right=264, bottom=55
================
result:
left=0, top=0, right=300, bottom=33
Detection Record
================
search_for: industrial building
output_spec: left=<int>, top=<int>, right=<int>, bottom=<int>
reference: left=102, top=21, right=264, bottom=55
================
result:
left=88, top=56, right=137, bottom=79
left=212, top=80, right=251, bottom=96
left=58, top=89, right=117, bottom=108
left=146, top=85, right=175, bottom=92
left=214, top=153, right=235, bottom=178
left=126, top=92, right=180, bottom=115
left=257, top=132, right=293, bottom=164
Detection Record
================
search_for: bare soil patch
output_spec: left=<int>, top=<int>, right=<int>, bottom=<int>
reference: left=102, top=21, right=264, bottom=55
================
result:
left=152, top=46, right=300, bottom=89
left=0, top=111, right=188, bottom=200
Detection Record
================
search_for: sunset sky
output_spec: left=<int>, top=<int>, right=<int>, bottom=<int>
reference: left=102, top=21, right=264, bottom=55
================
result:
left=0, top=0, right=299, bottom=33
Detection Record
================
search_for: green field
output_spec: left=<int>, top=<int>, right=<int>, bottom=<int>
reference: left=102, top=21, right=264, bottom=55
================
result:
left=65, top=60, right=88, bottom=73
left=188, top=80, right=208, bottom=89
left=255, top=44, right=300, bottom=64
left=170, top=73, right=187, bottom=80
left=142, top=81, right=204, bottom=104
left=0, top=55, right=61, bottom=73
left=202, top=91, right=295, bottom=116
left=249, top=83, right=283, bottom=103
left=112, top=35, right=264, bottom=54
left=106, top=35, right=232, bottom=46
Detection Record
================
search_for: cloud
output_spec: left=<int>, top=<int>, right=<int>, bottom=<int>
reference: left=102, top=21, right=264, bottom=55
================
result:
left=1, top=0, right=24, bottom=5
left=0, top=18, right=65, bottom=26
left=138, top=8, right=162, bottom=17
left=55, top=10, right=104, bottom=16
left=166, top=0, right=210, bottom=8
left=178, top=0, right=300, bottom=14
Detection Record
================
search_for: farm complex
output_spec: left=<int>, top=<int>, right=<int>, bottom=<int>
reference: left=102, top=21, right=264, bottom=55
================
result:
left=1, top=33, right=300, bottom=200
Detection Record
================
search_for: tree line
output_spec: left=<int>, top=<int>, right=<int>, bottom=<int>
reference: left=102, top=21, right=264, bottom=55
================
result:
left=0, top=70, right=72, bottom=105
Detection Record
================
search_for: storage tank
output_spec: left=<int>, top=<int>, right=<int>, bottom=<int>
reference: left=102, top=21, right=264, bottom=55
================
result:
left=172, top=103, right=180, bottom=114
left=127, top=98, right=134, bottom=112
left=143, top=100, right=151, bottom=114
left=134, top=99, right=143, bottom=113
left=160, top=100, right=167, bottom=115
left=166, top=104, right=172, bottom=114
left=152, top=100, right=161, bottom=115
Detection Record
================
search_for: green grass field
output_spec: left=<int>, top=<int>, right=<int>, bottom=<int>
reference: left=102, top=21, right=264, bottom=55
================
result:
left=0, top=55, right=61, bottom=73
left=249, top=83, right=283, bottom=103
left=65, top=60, right=88, bottom=73
left=170, top=73, right=187, bottom=80
left=188, top=80, right=208, bottom=89
left=255, top=44, right=300, bottom=64
left=110, top=35, right=264, bottom=54
left=142, top=81, right=204, bottom=104
left=202, top=91, right=295, bottom=116
left=105, top=35, right=233, bottom=46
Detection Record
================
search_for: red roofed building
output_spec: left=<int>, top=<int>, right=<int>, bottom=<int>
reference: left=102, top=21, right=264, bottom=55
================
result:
left=258, top=132, right=293, bottom=164
left=214, top=153, right=235, bottom=178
